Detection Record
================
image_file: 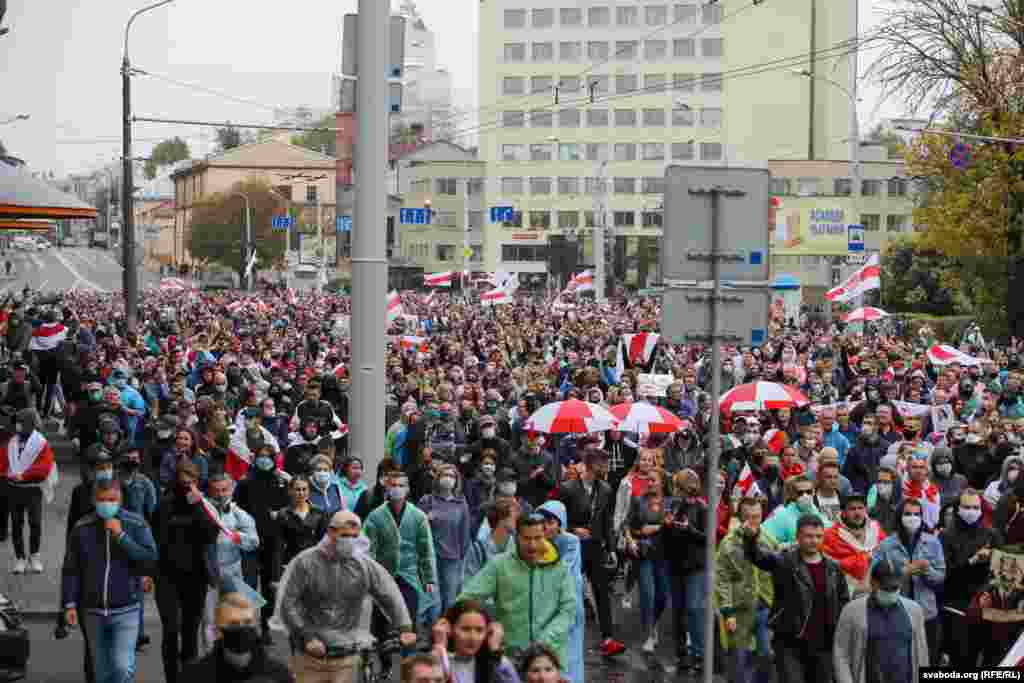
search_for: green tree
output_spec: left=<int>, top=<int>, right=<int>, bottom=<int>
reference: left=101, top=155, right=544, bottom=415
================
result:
left=144, top=137, right=190, bottom=180
left=865, top=123, right=903, bottom=159
left=290, top=114, right=336, bottom=157
left=186, top=178, right=288, bottom=279
left=215, top=124, right=252, bottom=153
left=879, top=237, right=961, bottom=316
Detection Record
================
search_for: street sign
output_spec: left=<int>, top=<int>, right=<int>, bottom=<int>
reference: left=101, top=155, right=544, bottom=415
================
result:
left=272, top=215, right=295, bottom=231
left=336, top=215, right=352, bottom=233
left=950, top=141, right=971, bottom=168
left=661, top=286, right=770, bottom=346
left=490, top=206, right=515, bottom=223
left=400, top=208, right=432, bottom=225
left=847, top=224, right=865, bottom=252
left=661, top=166, right=771, bottom=283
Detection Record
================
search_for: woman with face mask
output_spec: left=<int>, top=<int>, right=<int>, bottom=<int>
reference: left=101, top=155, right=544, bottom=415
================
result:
left=418, top=464, right=472, bottom=623
left=307, top=455, right=345, bottom=517
left=274, top=476, right=328, bottom=568
left=465, top=450, right=499, bottom=531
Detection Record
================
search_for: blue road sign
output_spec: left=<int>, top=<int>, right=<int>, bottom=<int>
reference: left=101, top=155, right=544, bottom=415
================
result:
left=336, top=215, right=352, bottom=233
left=489, top=206, right=515, bottom=223
left=400, top=208, right=432, bottom=225
left=950, top=142, right=971, bottom=168
left=848, top=224, right=865, bottom=252
left=272, top=215, right=295, bottom=231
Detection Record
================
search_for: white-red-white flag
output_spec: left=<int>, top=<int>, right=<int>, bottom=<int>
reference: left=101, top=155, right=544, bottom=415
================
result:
left=565, top=270, right=594, bottom=293
left=825, top=254, right=880, bottom=303
left=400, top=335, right=429, bottom=351
left=480, top=288, right=514, bottom=306
left=29, top=322, right=67, bottom=351
left=386, top=291, right=403, bottom=324
left=734, top=462, right=763, bottom=498
left=424, top=271, right=454, bottom=287
left=616, top=332, right=660, bottom=378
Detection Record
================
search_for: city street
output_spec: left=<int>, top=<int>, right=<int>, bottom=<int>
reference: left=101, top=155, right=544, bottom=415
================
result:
left=0, top=246, right=158, bottom=296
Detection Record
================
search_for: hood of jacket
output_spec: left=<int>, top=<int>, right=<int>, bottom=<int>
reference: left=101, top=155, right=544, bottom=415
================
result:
left=538, top=500, right=568, bottom=529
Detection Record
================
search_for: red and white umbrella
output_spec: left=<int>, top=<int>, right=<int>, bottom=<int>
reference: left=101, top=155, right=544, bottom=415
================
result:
left=524, top=399, right=619, bottom=434
left=160, top=277, right=187, bottom=292
left=719, top=382, right=810, bottom=413
left=609, top=401, right=688, bottom=433
left=842, top=306, right=889, bottom=323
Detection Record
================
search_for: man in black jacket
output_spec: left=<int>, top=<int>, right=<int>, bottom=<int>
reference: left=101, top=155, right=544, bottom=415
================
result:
left=179, top=592, right=293, bottom=682
left=558, top=449, right=624, bottom=657
left=742, top=513, right=850, bottom=683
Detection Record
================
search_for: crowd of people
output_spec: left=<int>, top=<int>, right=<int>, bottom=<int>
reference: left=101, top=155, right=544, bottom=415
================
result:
left=0, top=283, right=1021, bottom=683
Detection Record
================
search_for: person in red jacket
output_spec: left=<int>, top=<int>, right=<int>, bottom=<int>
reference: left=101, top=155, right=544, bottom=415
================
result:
left=0, top=408, right=56, bottom=573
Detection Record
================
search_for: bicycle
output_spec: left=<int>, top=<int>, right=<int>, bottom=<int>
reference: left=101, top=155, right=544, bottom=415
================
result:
left=320, top=633, right=401, bottom=683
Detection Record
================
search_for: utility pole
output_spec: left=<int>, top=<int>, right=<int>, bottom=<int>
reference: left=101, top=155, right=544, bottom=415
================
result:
left=594, top=159, right=608, bottom=302
left=463, top=182, right=472, bottom=301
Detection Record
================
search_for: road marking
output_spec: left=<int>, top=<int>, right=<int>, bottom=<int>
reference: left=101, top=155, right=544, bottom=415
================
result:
left=51, top=250, right=109, bottom=293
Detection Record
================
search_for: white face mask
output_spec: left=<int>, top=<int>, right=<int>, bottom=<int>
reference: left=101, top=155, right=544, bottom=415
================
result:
left=482, top=427, right=496, bottom=439
left=876, top=482, right=893, bottom=499
left=958, top=507, right=983, bottom=525
left=438, top=476, right=456, bottom=491
left=966, top=434, right=982, bottom=445
left=902, top=514, right=923, bottom=533
left=936, top=463, right=953, bottom=477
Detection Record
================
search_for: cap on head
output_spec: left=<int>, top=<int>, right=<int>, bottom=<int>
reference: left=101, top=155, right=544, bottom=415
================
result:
left=871, top=557, right=904, bottom=591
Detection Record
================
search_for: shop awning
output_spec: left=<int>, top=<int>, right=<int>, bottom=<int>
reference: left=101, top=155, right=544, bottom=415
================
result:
left=0, top=219, right=54, bottom=231
left=0, top=162, right=98, bottom=220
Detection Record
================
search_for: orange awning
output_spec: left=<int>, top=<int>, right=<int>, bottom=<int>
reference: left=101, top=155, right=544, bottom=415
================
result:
left=0, top=220, right=54, bottom=231
left=0, top=162, right=98, bottom=220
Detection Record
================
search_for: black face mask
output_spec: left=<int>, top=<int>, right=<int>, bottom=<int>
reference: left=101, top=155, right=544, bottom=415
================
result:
left=221, top=624, right=261, bottom=655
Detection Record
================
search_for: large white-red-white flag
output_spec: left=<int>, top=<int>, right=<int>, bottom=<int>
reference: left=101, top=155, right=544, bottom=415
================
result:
left=386, top=291, right=403, bottom=324
left=825, top=254, right=880, bottom=303
left=616, top=332, right=660, bottom=378
left=424, top=271, right=454, bottom=287
left=29, top=322, right=67, bottom=351
left=481, top=288, right=514, bottom=306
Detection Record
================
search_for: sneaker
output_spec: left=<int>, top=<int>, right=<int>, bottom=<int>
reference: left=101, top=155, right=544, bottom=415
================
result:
left=29, top=554, right=43, bottom=573
left=621, top=595, right=632, bottom=609
left=641, top=635, right=656, bottom=654
left=11, top=558, right=26, bottom=574
left=599, top=639, right=626, bottom=657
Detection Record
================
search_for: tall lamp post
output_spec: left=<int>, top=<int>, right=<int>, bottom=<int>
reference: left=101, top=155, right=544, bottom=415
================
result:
left=123, top=0, right=175, bottom=331
left=229, top=191, right=252, bottom=291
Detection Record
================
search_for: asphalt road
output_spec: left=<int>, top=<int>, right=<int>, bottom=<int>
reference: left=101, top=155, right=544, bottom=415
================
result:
left=0, top=246, right=159, bottom=296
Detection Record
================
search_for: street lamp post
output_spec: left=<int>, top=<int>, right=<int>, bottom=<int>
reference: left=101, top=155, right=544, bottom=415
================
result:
left=230, top=191, right=252, bottom=291
left=123, top=0, right=174, bottom=331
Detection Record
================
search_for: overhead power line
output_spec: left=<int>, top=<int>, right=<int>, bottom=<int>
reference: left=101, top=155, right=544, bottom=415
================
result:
left=132, top=116, right=342, bottom=132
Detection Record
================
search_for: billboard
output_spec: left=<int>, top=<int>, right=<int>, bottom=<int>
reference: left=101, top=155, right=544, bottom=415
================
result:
left=772, top=200, right=852, bottom=256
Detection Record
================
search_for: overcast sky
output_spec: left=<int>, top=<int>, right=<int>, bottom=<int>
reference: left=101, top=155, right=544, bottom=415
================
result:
left=2, top=0, right=902, bottom=179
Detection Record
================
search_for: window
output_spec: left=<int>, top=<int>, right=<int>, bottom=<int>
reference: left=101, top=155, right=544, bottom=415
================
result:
left=503, top=76, right=525, bottom=94
left=643, top=108, right=666, bottom=126
left=411, top=178, right=430, bottom=194
left=436, top=244, right=456, bottom=261
left=587, top=109, right=609, bottom=127
left=532, top=8, right=554, bottom=27
left=559, top=211, right=580, bottom=229
left=529, top=143, right=553, bottom=161
left=642, top=211, right=664, bottom=227
left=558, top=108, right=581, bottom=128
left=646, top=4, right=668, bottom=25
left=701, top=72, right=723, bottom=91
left=702, top=38, right=724, bottom=57
left=502, top=244, right=548, bottom=262
left=862, top=179, right=882, bottom=196
left=588, top=6, right=610, bottom=25
left=674, top=4, right=697, bottom=23
left=560, top=7, right=582, bottom=25
left=642, top=177, right=666, bottom=194
left=531, top=76, right=554, bottom=93
left=585, top=143, right=607, bottom=161
left=435, top=211, right=457, bottom=227
left=530, top=109, right=553, bottom=127
left=616, top=74, right=638, bottom=93
left=700, top=107, right=722, bottom=128
left=504, top=9, right=526, bottom=27
left=559, top=76, right=581, bottom=93
left=467, top=178, right=485, bottom=195
left=833, top=178, right=852, bottom=196
left=616, top=41, right=639, bottom=60
left=617, top=6, right=639, bottom=24
left=888, top=178, right=908, bottom=196
left=614, top=177, right=636, bottom=194
left=504, top=43, right=526, bottom=61
left=587, top=41, right=610, bottom=60
left=503, top=110, right=525, bottom=127
left=502, top=144, right=524, bottom=161
left=558, top=177, right=580, bottom=195
left=530, top=177, right=552, bottom=195
left=306, top=185, right=318, bottom=203
left=642, top=142, right=665, bottom=160
left=615, top=109, right=638, bottom=126
left=797, top=178, right=819, bottom=196
left=501, top=177, right=524, bottom=195
left=644, top=73, right=667, bottom=92
left=671, top=141, right=695, bottom=160
left=532, top=42, right=554, bottom=61
left=674, top=39, right=695, bottom=57
left=672, top=106, right=695, bottom=126
left=585, top=177, right=607, bottom=194
left=589, top=75, right=610, bottom=94
left=645, top=40, right=668, bottom=59
left=700, top=142, right=723, bottom=160
left=614, top=211, right=636, bottom=227
left=558, top=142, right=581, bottom=160
left=559, top=41, right=582, bottom=61
left=886, top=215, right=907, bottom=233
left=435, top=178, right=458, bottom=195
left=702, top=4, right=722, bottom=23
left=614, top=143, right=637, bottom=161
left=529, top=210, right=551, bottom=229
left=770, top=178, right=792, bottom=195
left=502, top=211, right=523, bottom=227
left=673, top=72, right=696, bottom=91
left=861, top=214, right=881, bottom=232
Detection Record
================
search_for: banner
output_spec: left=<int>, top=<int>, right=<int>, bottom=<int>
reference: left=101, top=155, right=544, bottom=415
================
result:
left=773, top=201, right=853, bottom=256
left=981, top=548, right=1024, bottom=623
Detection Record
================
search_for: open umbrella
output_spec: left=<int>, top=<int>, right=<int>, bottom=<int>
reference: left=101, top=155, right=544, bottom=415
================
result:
left=719, top=381, right=809, bottom=413
left=524, top=399, right=619, bottom=434
left=842, top=306, right=889, bottom=323
left=609, top=401, right=687, bottom=433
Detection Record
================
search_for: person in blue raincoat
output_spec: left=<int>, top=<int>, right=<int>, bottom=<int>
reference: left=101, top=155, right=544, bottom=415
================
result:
left=109, top=367, right=148, bottom=446
left=538, top=501, right=585, bottom=683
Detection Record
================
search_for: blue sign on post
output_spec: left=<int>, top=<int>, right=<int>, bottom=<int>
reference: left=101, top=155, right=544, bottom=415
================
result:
left=847, top=224, right=865, bottom=252
left=489, top=206, right=515, bottom=223
left=336, top=215, right=352, bottom=233
left=399, top=208, right=433, bottom=225
left=271, top=215, right=295, bottom=231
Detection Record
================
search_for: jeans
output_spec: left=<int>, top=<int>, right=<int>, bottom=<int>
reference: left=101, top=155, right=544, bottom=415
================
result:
left=432, top=556, right=464, bottom=622
left=637, top=558, right=671, bottom=629
left=81, top=605, right=142, bottom=683
left=730, top=608, right=772, bottom=683
left=8, top=484, right=42, bottom=559
left=672, top=570, right=707, bottom=658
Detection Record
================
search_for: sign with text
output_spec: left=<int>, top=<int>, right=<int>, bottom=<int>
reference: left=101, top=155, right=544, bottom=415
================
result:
left=772, top=199, right=861, bottom=256
left=490, top=206, right=516, bottom=223
left=848, top=224, right=865, bottom=252
left=272, top=215, right=295, bottom=231
left=336, top=215, right=352, bottom=233
left=400, top=208, right=432, bottom=225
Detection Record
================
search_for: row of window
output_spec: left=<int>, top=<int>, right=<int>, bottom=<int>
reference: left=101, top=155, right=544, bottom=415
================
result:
left=496, top=209, right=664, bottom=230
left=501, top=139, right=717, bottom=162
left=404, top=242, right=484, bottom=263
left=502, top=37, right=723, bottom=62
left=502, top=106, right=721, bottom=128
left=502, top=5, right=723, bottom=30
left=771, top=177, right=912, bottom=197
left=501, top=73, right=722, bottom=96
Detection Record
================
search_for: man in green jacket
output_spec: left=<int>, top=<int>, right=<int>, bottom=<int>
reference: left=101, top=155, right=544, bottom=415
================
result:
left=459, top=512, right=577, bottom=665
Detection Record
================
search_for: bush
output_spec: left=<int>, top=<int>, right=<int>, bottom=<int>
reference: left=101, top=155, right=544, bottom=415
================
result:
left=901, top=314, right=974, bottom=342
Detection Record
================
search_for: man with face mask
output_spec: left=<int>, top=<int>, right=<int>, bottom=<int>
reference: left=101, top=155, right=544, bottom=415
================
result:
left=833, top=558, right=929, bottom=683
left=466, top=414, right=511, bottom=476
left=842, top=414, right=889, bottom=495
left=821, top=493, right=886, bottom=598
left=274, top=510, right=416, bottom=683
left=67, top=380, right=106, bottom=460
left=1, top=407, right=55, bottom=574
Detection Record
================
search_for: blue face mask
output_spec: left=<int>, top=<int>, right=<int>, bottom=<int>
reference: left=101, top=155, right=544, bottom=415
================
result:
left=114, top=379, right=127, bottom=390
left=95, top=469, right=114, bottom=482
left=95, top=501, right=120, bottom=520
left=255, top=456, right=275, bottom=471
left=875, top=589, right=900, bottom=607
